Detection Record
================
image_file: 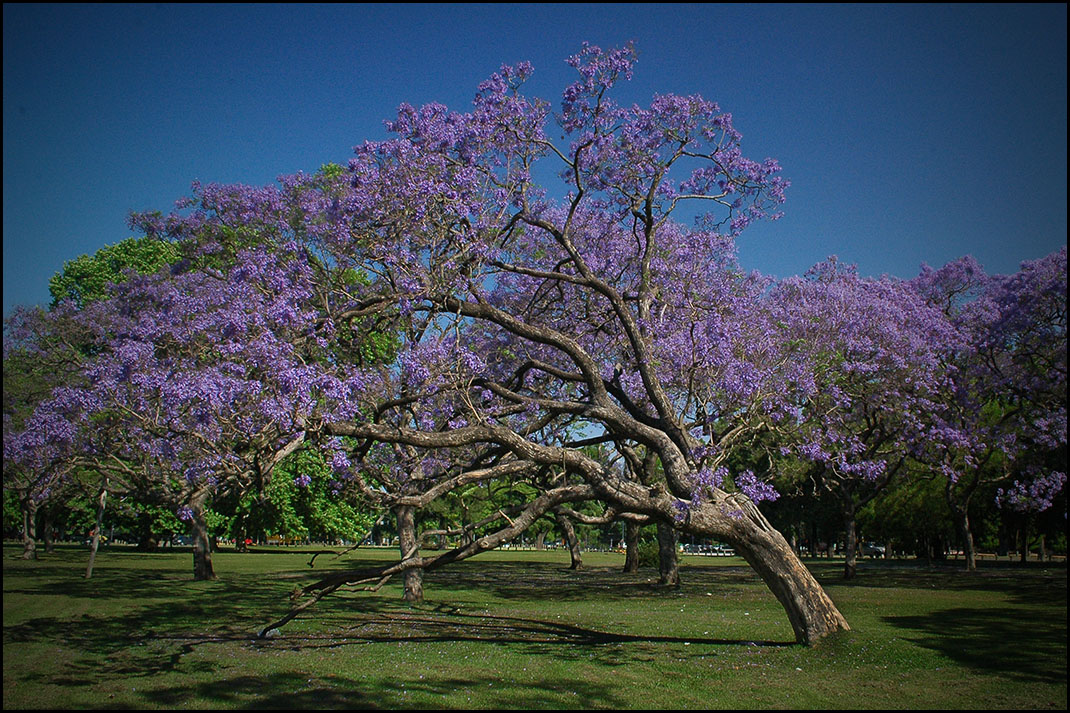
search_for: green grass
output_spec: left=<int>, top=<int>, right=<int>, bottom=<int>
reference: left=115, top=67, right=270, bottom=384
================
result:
left=3, top=543, right=1066, bottom=709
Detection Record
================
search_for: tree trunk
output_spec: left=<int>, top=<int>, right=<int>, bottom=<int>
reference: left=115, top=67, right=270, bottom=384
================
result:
left=135, top=510, right=160, bottom=551
left=656, top=519, right=680, bottom=586
left=85, top=478, right=108, bottom=579
left=961, top=520, right=977, bottom=569
left=555, top=510, right=583, bottom=570
left=535, top=529, right=547, bottom=551
left=41, top=506, right=55, bottom=553
left=944, top=476, right=979, bottom=570
left=947, top=498, right=977, bottom=571
left=997, top=527, right=1010, bottom=558
left=189, top=490, right=216, bottom=581
left=693, top=497, right=850, bottom=645
left=20, top=494, right=37, bottom=560
left=397, top=506, right=423, bottom=603
left=842, top=513, right=858, bottom=580
left=622, top=520, right=639, bottom=573
left=1019, top=517, right=1030, bottom=563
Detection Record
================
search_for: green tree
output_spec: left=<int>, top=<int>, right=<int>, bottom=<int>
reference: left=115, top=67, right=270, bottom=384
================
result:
left=49, top=236, right=179, bottom=309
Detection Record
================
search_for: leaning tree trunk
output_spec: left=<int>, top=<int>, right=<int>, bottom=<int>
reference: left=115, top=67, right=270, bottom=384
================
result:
left=189, top=490, right=216, bottom=581
left=698, top=497, right=850, bottom=645
left=554, top=510, right=583, bottom=570
left=85, top=477, right=108, bottom=579
left=622, top=520, right=640, bottom=573
left=656, top=519, right=680, bottom=586
left=397, top=506, right=423, bottom=603
left=20, top=493, right=38, bottom=561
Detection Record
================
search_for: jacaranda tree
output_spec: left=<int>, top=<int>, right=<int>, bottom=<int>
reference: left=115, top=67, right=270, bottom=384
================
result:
left=26, top=44, right=1070, bottom=644
left=766, top=258, right=960, bottom=578
left=290, top=43, right=850, bottom=643
left=5, top=43, right=853, bottom=643
left=911, top=250, right=1067, bottom=569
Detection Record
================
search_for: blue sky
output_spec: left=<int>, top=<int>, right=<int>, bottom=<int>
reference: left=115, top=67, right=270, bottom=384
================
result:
left=4, top=3, right=1066, bottom=315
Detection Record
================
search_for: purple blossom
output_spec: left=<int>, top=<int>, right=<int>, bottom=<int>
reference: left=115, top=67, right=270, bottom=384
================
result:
left=996, top=471, right=1066, bottom=513
left=735, top=470, right=779, bottom=503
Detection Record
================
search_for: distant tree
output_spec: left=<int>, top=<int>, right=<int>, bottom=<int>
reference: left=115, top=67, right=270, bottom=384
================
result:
left=767, top=258, right=958, bottom=578
left=912, top=250, right=1067, bottom=569
left=3, top=303, right=100, bottom=560
left=49, top=236, right=180, bottom=309
left=857, top=467, right=956, bottom=562
left=5, top=236, right=179, bottom=566
left=226, top=446, right=380, bottom=546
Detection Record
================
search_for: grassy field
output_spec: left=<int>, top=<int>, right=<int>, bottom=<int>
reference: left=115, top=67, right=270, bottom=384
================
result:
left=3, top=543, right=1066, bottom=709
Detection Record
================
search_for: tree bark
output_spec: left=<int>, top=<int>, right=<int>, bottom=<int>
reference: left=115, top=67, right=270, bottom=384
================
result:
left=135, top=510, right=160, bottom=551
left=397, top=506, right=423, bottom=603
left=622, top=520, right=639, bottom=573
left=946, top=493, right=977, bottom=571
left=554, top=510, right=583, bottom=570
left=1019, top=516, right=1030, bottom=563
left=85, top=477, right=108, bottom=579
left=656, top=519, right=680, bottom=586
left=842, top=513, right=858, bottom=580
left=20, top=493, right=37, bottom=560
left=707, top=497, right=850, bottom=645
left=189, top=490, right=216, bottom=581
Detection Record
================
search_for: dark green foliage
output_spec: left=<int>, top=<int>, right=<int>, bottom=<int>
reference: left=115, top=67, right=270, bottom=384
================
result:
left=218, top=448, right=379, bottom=545
left=636, top=537, right=660, bottom=568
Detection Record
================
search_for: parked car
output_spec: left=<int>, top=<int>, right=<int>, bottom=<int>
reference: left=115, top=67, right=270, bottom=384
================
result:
left=860, top=542, right=886, bottom=557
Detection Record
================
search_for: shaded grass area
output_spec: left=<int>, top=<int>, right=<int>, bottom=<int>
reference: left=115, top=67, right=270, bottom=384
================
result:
left=3, top=544, right=1066, bottom=709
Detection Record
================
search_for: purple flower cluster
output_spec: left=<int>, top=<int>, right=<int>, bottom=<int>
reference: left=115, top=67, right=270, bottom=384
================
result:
left=997, top=471, right=1067, bottom=513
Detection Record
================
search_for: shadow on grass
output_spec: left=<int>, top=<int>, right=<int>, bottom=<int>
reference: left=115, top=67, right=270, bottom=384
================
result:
left=10, top=544, right=1065, bottom=698
left=421, top=559, right=762, bottom=603
left=5, top=560, right=787, bottom=695
left=6, top=595, right=768, bottom=707
left=883, top=605, right=1067, bottom=684
left=3, top=551, right=358, bottom=686
left=809, top=558, right=1067, bottom=601
left=265, top=604, right=792, bottom=656
left=814, top=558, right=1067, bottom=683
left=135, top=670, right=630, bottom=709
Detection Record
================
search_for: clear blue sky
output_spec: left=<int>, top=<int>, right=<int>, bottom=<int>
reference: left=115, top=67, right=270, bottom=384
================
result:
left=4, top=3, right=1066, bottom=315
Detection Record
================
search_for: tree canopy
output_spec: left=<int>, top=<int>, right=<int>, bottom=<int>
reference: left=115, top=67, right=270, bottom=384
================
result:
left=4, top=43, right=1065, bottom=644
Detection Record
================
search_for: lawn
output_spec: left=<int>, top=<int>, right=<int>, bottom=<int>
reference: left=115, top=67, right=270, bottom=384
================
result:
left=3, top=543, right=1066, bottom=709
